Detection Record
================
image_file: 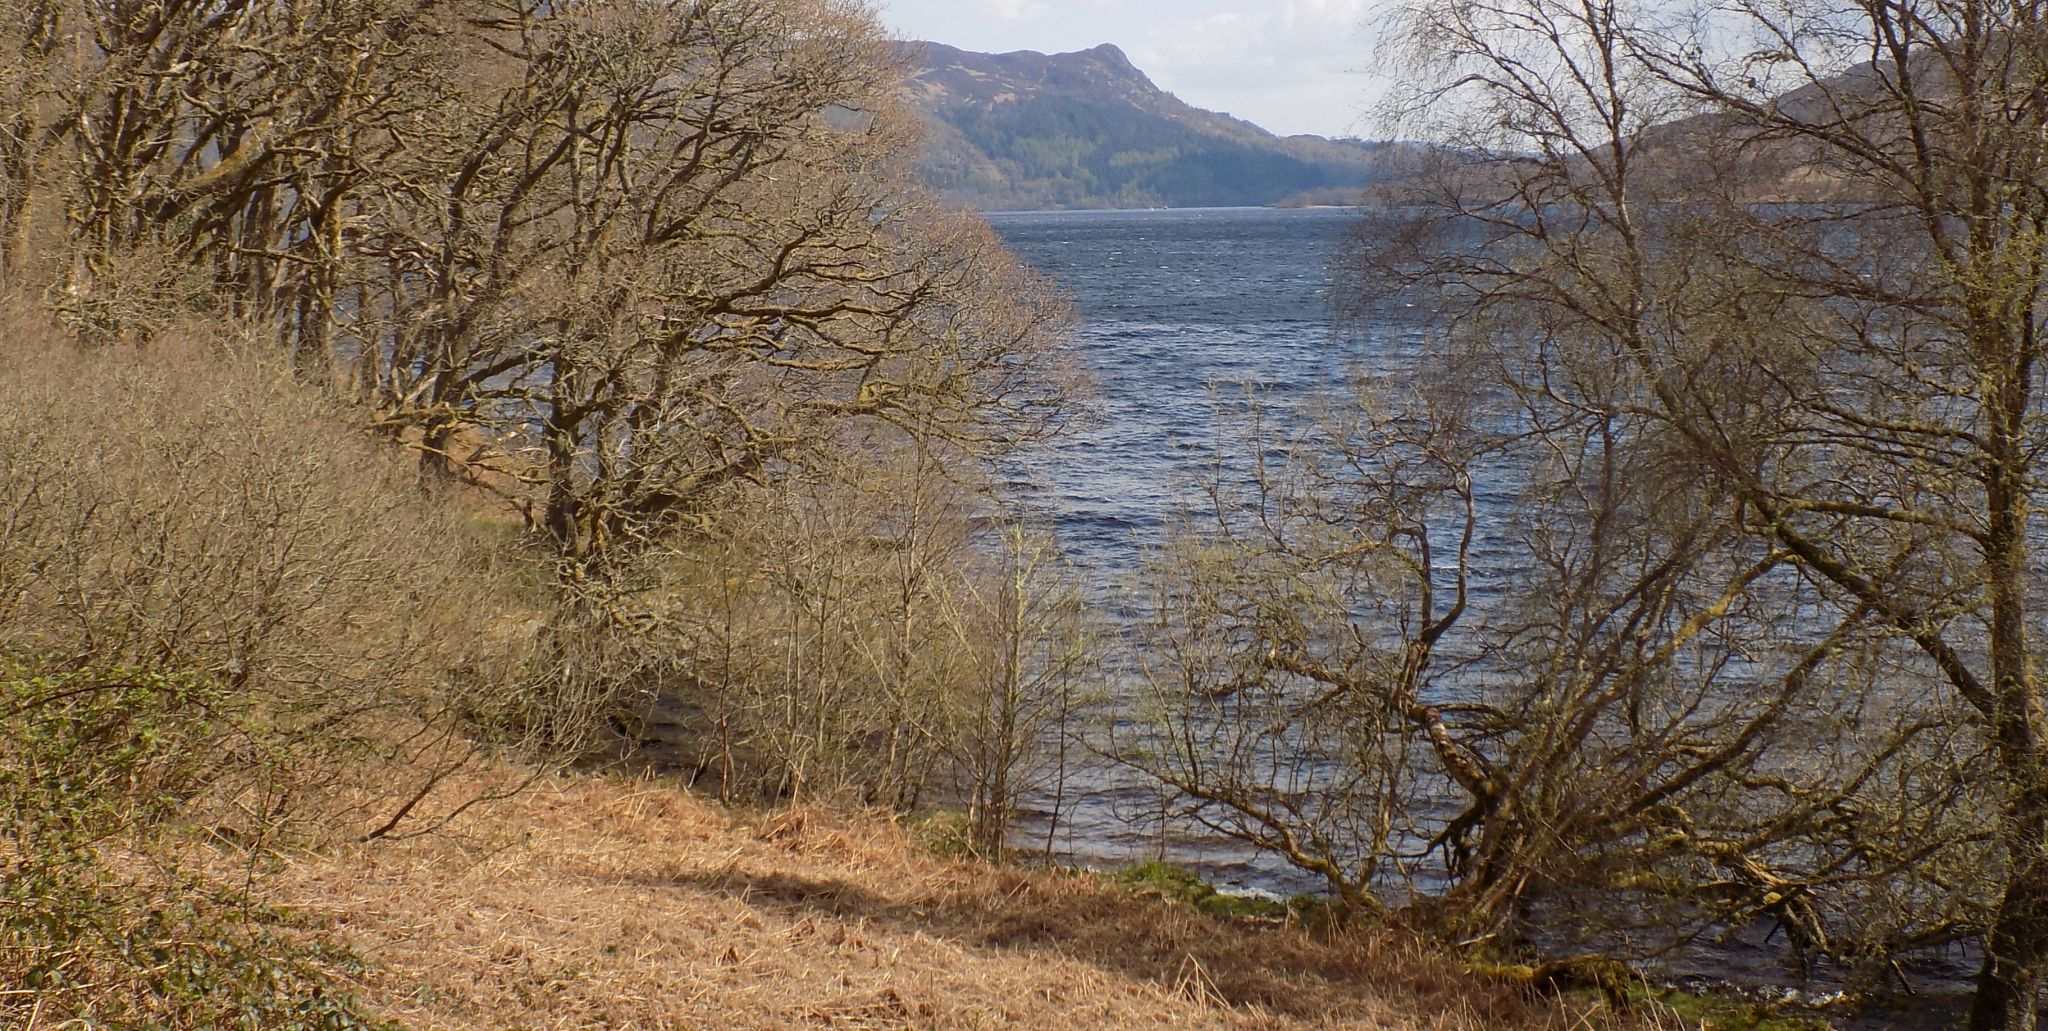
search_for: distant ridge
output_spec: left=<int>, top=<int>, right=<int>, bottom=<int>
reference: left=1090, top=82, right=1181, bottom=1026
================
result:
left=897, top=41, right=1403, bottom=211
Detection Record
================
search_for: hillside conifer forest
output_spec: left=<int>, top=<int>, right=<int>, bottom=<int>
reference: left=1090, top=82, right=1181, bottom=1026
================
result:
left=3, top=0, right=2048, bottom=1029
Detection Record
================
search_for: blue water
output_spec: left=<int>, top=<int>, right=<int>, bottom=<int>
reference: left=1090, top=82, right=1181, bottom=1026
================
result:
left=990, top=207, right=1417, bottom=563
left=986, top=207, right=1975, bottom=1024
left=988, top=206, right=1416, bottom=888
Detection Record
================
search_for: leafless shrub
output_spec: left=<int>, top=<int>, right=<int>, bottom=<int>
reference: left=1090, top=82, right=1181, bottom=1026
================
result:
left=946, top=522, right=1100, bottom=860
left=566, top=442, right=1098, bottom=853
left=0, top=308, right=550, bottom=840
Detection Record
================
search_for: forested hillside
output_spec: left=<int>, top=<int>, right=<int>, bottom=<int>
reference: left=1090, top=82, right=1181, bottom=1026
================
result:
left=900, top=41, right=1400, bottom=210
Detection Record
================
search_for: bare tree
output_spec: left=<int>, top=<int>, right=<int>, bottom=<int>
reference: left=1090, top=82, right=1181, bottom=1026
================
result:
left=335, top=0, right=1071, bottom=566
left=0, top=0, right=1077, bottom=797
left=2, top=0, right=1070, bottom=554
left=0, top=0, right=444, bottom=342
left=1311, top=0, right=2048, bottom=1025
left=946, top=521, right=1099, bottom=860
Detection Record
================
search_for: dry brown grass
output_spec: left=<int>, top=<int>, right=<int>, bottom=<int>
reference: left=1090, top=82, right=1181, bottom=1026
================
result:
left=265, top=773, right=1640, bottom=1031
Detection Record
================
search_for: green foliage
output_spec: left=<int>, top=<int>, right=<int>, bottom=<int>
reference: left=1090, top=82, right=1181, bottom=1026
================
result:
left=2, top=668, right=227, bottom=841
left=1115, top=861, right=1295, bottom=920
left=0, top=665, right=393, bottom=1029
left=909, top=809, right=979, bottom=859
left=1632, top=985, right=1830, bottom=1031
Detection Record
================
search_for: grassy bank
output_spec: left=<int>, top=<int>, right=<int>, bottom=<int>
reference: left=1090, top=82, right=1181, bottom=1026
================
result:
left=260, top=773, right=1638, bottom=1030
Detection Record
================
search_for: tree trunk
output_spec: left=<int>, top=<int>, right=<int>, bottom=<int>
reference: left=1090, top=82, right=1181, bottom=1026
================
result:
left=1970, top=796, right=2048, bottom=1030
left=1970, top=362, right=2042, bottom=1029
left=542, top=425, right=580, bottom=555
left=420, top=416, right=457, bottom=485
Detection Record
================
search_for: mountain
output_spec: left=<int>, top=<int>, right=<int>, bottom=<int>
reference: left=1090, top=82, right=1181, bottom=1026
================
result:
left=897, top=41, right=1400, bottom=211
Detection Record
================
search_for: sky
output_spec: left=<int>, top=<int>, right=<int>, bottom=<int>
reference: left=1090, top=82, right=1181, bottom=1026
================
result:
left=875, top=0, right=1394, bottom=139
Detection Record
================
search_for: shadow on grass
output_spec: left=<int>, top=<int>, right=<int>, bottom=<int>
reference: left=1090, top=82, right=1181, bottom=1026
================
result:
left=636, top=863, right=1540, bottom=1027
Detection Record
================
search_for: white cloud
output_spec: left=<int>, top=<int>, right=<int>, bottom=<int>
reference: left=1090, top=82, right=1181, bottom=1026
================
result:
left=982, top=0, right=1052, bottom=22
left=1131, top=0, right=1386, bottom=136
left=882, top=0, right=1397, bottom=136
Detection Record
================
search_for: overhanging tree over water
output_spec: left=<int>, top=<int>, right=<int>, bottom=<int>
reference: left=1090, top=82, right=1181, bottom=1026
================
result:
left=1400, top=1, right=2048, bottom=1023
left=1124, top=0, right=2048, bottom=1026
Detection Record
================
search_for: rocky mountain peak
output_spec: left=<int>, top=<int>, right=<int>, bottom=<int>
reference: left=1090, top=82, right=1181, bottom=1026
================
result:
left=1078, top=43, right=1142, bottom=80
left=897, top=40, right=1399, bottom=210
